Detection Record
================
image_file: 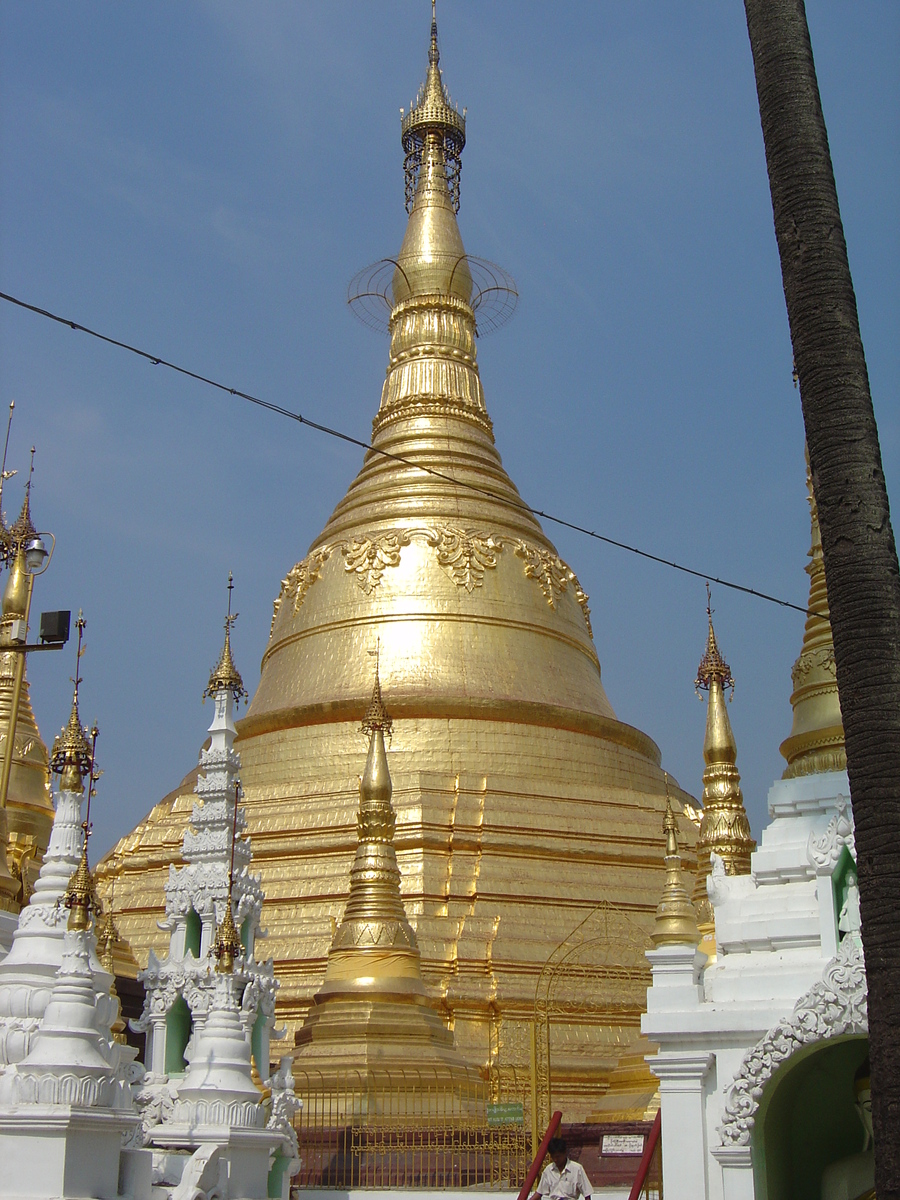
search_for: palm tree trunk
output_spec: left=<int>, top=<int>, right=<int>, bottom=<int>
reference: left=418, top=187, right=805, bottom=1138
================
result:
left=742, top=0, right=900, bottom=1190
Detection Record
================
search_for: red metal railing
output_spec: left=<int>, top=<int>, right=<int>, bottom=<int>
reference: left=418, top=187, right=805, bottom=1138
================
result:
left=627, top=1110, right=662, bottom=1200
left=516, top=1110, right=562, bottom=1200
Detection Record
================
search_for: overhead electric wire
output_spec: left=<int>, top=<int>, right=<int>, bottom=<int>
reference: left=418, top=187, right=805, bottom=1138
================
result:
left=0, top=289, right=816, bottom=618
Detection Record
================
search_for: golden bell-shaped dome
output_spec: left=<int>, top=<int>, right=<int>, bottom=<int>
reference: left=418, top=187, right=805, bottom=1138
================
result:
left=251, top=112, right=610, bottom=731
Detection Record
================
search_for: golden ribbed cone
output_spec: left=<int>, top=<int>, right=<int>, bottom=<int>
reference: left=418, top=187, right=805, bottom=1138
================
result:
left=204, top=623, right=246, bottom=702
left=780, top=450, right=845, bottom=777
left=295, top=718, right=464, bottom=1076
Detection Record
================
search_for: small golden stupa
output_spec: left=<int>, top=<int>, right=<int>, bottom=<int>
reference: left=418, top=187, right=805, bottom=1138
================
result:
left=102, top=7, right=698, bottom=1120
left=294, top=665, right=469, bottom=1084
left=652, top=789, right=701, bottom=949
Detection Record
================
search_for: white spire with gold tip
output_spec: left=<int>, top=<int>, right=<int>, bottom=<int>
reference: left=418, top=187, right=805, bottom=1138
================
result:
left=0, top=615, right=99, bottom=1067
left=0, top=652, right=140, bottom=1200
left=134, top=578, right=276, bottom=1133
left=139, top=583, right=296, bottom=1197
left=0, top=926, right=139, bottom=1200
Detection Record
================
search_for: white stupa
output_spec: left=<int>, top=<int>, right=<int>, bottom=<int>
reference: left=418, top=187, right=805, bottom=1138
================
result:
left=134, top=586, right=277, bottom=1102
left=0, top=708, right=143, bottom=1200
left=0, top=629, right=106, bottom=1066
left=133, top=583, right=298, bottom=1198
left=643, top=473, right=871, bottom=1200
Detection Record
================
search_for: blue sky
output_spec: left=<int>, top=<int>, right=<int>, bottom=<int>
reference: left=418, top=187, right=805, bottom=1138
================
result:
left=0, top=2, right=897, bottom=856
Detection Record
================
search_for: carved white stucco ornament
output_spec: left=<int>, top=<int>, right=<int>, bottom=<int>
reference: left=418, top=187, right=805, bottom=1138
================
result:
left=807, top=793, right=855, bottom=871
left=718, top=933, right=867, bottom=1147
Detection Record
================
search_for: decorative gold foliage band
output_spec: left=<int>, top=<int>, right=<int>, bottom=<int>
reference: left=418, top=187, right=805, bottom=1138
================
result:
left=271, top=526, right=593, bottom=640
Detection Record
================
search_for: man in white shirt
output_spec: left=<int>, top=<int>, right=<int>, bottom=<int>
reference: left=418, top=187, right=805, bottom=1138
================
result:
left=531, top=1137, right=592, bottom=1200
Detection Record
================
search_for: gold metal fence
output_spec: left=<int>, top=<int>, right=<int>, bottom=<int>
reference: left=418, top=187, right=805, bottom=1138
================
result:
left=637, top=1133, right=662, bottom=1199
left=293, top=1065, right=532, bottom=1189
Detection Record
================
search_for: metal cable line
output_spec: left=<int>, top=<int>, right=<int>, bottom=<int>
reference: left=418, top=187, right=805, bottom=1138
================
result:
left=0, top=289, right=816, bottom=618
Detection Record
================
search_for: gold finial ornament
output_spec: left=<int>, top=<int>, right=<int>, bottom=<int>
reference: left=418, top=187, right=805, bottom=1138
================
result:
left=204, top=573, right=247, bottom=703
left=361, top=645, right=392, bottom=738
left=212, top=903, right=242, bottom=975
left=652, top=783, right=701, bottom=947
left=62, top=722, right=102, bottom=931
left=780, top=449, right=846, bottom=777
left=212, top=780, right=244, bottom=974
left=693, top=589, right=755, bottom=884
left=95, top=897, right=120, bottom=974
left=695, top=585, right=734, bottom=694
left=50, top=614, right=93, bottom=795
left=7, top=449, right=38, bottom=561
left=401, top=0, right=465, bottom=214
left=62, top=850, right=98, bottom=931
left=0, top=400, right=16, bottom=563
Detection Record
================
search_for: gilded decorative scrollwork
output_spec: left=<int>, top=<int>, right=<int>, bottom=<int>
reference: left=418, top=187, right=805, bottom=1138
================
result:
left=571, top=576, right=593, bottom=640
left=791, top=645, right=836, bottom=686
left=342, top=532, right=410, bottom=594
left=514, top=543, right=569, bottom=609
left=427, top=526, right=501, bottom=591
left=532, top=901, right=652, bottom=1137
left=268, top=529, right=594, bottom=640
left=512, top=542, right=593, bottom=639
left=289, top=548, right=332, bottom=613
left=270, top=547, right=333, bottom=634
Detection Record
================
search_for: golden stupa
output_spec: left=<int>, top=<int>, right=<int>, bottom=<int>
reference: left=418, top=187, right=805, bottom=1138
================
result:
left=101, top=9, right=698, bottom=1122
left=780, top=449, right=845, bottom=778
left=294, top=664, right=472, bottom=1087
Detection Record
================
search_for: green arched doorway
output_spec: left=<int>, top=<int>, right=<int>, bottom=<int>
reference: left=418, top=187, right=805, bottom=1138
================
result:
left=753, top=1034, right=869, bottom=1200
